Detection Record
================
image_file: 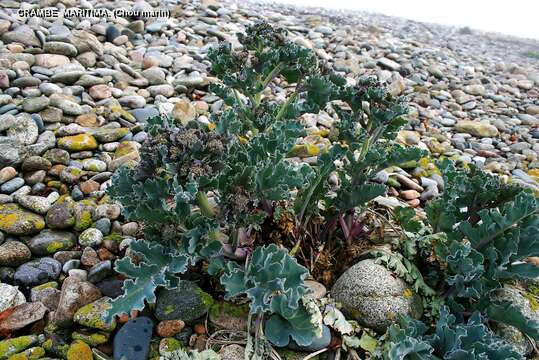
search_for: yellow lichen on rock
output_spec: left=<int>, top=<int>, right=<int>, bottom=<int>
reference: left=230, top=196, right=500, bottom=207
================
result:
left=57, top=134, right=98, bottom=152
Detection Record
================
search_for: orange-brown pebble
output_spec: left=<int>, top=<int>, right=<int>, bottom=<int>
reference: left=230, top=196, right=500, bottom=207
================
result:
left=80, top=179, right=100, bottom=194
left=97, top=247, right=115, bottom=261
left=193, top=323, right=206, bottom=335
left=407, top=199, right=421, bottom=208
left=156, top=319, right=185, bottom=337
left=400, top=189, right=420, bottom=200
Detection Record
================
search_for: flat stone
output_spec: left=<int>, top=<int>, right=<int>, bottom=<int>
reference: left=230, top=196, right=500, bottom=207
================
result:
left=0, top=283, right=26, bottom=313
left=455, top=120, right=499, bottom=138
left=2, top=25, right=40, bottom=47
left=35, top=53, right=70, bottom=68
left=14, top=257, right=61, bottom=287
left=28, top=229, right=76, bottom=255
left=0, top=203, right=45, bottom=235
left=0, top=302, right=47, bottom=333
left=73, top=297, right=116, bottom=331
left=113, top=317, right=153, bottom=360
left=22, top=96, right=50, bottom=113
left=0, top=241, right=31, bottom=267
left=43, top=41, right=78, bottom=57
left=57, top=134, right=98, bottom=152
left=155, top=281, right=213, bottom=322
left=52, top=275, right=102, bottom=327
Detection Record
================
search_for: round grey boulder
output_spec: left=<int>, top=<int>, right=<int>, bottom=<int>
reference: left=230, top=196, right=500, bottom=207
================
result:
left=331, top=258, right=422, bottom=333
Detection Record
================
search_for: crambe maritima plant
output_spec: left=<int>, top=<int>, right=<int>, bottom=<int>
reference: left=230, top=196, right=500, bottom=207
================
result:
left=105, top=21, right=420, bottom=350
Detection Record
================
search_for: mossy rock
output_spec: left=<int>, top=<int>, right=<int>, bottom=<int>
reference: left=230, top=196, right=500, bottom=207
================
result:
left=155, top=281, right=213, bottom=322
left=57, top=134, right=98, bottom=152
left=6, top=346, right=45, bottom=360
left=209, top=301, right=250, bottom=331
left=71, top=331, right=109, bottom=347
left=27, top=229, right=76, bottom=255
left=42, top=336, right=69, bottom=359
left=73, top=200, right=96, bottom=232
left=73, top=297, right=116, bottom=331
left=93, top=128, right=129, bottom=143
left=66, top=340, right=92, bottom=360
left=278, top=349, right=319, bottom=360
left=0, top=336, right=43, bottom=360
left=0, top=204, right=45, bottom=236
left=158, top=337, right=184, bottom=356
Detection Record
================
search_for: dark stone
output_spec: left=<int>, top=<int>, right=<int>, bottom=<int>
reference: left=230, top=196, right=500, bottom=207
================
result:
left=14, top=257, right=61, bottom=286
left=155, top=281, right=212, bottom=322
left=113, top=316, right=153, bottom=360
left=0, top=266, right=15, bottom=282
left=94, top=218, right=111, bottom=235
left=97, top=278, right=124, bottom=298
left=175, top=327, right=193, bottom=346
left=106, top=25, right=121, bottom=42
left=88, top=260, right=112, bottom=283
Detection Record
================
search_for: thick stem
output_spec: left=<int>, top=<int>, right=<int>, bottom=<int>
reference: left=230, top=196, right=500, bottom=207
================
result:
left=339, top=215, right=351, bottom=247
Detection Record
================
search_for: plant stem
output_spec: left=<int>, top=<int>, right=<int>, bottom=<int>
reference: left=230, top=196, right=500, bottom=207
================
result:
left=339, top=215, right=351, bottom=246
left=276, top=77, right=302, bottom=121
left=261, top=62, right=285, bottom=91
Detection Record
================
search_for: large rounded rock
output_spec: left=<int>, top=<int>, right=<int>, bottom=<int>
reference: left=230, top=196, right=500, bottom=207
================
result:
left=209, top=301, right=250, bottom=331
left=331, top=258, right=423, bottom=333
left=155, top=281, right=213, bottom=322
left=492, top=287, right=539, bottom=355
left=0, top=241, right=31, bottom=267
left=73, top=297, right=116, bottom=331
left=28, top=229, right=76, bottom=255
left=0, top=283, right=26, bottom=313
left=0, top=302, right=47, bottom=333
left=46, top=198, right=76, bottom=229
left=455, top=120, right=498, bottom=138
left=57, top=134, right=98, bottom=152
left=14, top=257, right=62, bottom=287
left=52, top=276, right=102, bottom=327
left=0, top=203, right=45, bottom=235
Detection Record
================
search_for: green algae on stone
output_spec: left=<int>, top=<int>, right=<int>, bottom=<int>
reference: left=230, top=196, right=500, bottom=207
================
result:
left=28, top=229, right=76, bottom=255
left=102, top=233, right=124, bottom=242
left=0, top=335, right=43, bottom=360
left=155, top=281, right=213, bottom=322
left=93, top=127, right=129, bottom=143
left=73, top=200, right=97, bottom=232
left=71, top=331, right=109, bottom=346
left=42, top=337, right=69, bottom=358
left=0, top=204, right=45, bottom=236
left=158, top=337, right=184, bottom=356
left=278, top=349, right=319, bottom=360
left=6, top=346, right=45, bottom=360
left=57, top=134, right=98, bottom=152
left=32, top=281, right=58, bottom=291
left=209, top=301, right=250, bottom=331
left=66, top=340, right=92, bottom=360
left=73, top=297, right=116, bottom=331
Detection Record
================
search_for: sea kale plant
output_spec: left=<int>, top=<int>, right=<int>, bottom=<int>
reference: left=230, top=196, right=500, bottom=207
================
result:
left=380, top=160, right=539, bottom=359
left=105, top=21, right=421, bottom=349
left=104, top=21, right=539, bottom=358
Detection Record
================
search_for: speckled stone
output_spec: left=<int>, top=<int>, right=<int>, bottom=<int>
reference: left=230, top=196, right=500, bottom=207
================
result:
left=331, top=258, right=423, bottom=333
left=113, top=316, right=153, bottom=360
